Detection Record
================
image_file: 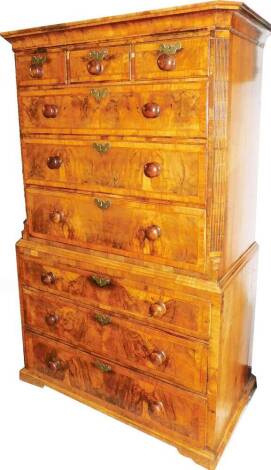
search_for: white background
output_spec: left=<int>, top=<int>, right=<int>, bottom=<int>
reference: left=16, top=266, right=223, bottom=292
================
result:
left=0, top=1, right=270, bottom=469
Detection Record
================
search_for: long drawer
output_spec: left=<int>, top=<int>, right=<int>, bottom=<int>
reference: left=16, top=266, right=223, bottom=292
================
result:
left=19, top=250, right=211, bottom=341
left=24, top=288, right=208, bottom=393
left=22, top=138, right=207, bottom=204
left=26, top=188, right=206, bottom=272
left=25, top=331, right=207, bottom=447
left=18, top=81, right=207, bottom=137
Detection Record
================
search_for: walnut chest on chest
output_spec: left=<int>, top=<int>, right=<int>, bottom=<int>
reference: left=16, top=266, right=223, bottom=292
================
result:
left=1, top=2, right=270, bottom=468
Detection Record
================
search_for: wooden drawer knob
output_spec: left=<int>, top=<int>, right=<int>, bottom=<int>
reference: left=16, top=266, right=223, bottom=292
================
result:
left=45, top=313, right=59, bottom=326
left=144, top=162, right=161, bottom=178
left=41, top=272, right=56, bottom=285
left=29, top=63, right=44, bottom=79
left=149, top=301, right=167, bottom=318
left=149, top=350, right=167, bottom=366
left=148, top=400, right=164, bottom=417
left=157, top=53, right=176, bottom=71
left=47, top=156, right=62, bottom=169
left=87, top=59, right=104, bottom=75
left=145, top=225, right=161, bottom=241
left=142, top=103, right=160, bottom=119
left=43, top=104, right=58, bottom=118
left=47, top=359, right=63, bottom=373
left=49, top=210, right=64, bottom=224
left=29, top=51, right=47, bottom=78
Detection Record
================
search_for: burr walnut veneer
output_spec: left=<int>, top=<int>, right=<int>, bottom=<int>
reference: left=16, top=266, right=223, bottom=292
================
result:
left=1, top=2, right=270, bottom=468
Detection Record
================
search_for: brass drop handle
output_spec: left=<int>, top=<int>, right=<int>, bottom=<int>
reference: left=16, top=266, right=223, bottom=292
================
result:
left=145, top=225, right=161, bottom=241
left=148, top=400, right=164, bottom=417
left=49, top=210, right=65, bottom=224
left=47, top=358, right=64, bottom=373
left=45, top=313, right=59, bottom=326
left=47, top=156, right=62, bottom=169
left=149, top=301, right=167, bottom=318
left=41, top=272, right=56, bottom=285
left=95, top=360, right=112, bottom=373
left=94, top=312, right=112, bottom=326
left=43, top=104, right=58, bottom=118
left=144, top=162, right=161, bottom=178
left=149, top=350, right=167, bottom=366
left=142, top=103, right=160, bottom=119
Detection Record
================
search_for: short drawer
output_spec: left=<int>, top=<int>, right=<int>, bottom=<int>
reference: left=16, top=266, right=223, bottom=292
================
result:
left=24, top=289, right=208, bottom=393
left=18, top=81, right=207, bottom=138
left=19, top=252, right=210, bottom=340
left=16, top=48, right=66, bottom=86
left=22, top=138, right=207, bottom=204
left=25, top=332, right=207, bottom=447
left=70, top=45, right=130, bottom=83
left=135, top=36, right=209, bottom=80
left=26, top=188, right=206, bottom=272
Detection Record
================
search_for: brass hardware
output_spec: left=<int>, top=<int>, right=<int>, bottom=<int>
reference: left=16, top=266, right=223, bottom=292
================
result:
left=158, top=42, right=182, bottom=55
left=94, top=312, right=112, bottom=326
left=93, top=142, right=111, bottom=154
left=31, top=52, right=47, bottom=65
left=94, top=198, right=111, bottom=210
left=88, top=49, right=108, bottom=61
left=90, top=275, right=111, bottom=288
left=90, top=88, right=108, bottom=102
left=94, top=360, right=112, bottom=373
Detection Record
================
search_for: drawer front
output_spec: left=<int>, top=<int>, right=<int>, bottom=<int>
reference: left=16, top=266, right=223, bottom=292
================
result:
left=22, top=138, right=207, bottom=204
left=26, top=188, right=206, bottom=272
left=20, top=255, right=210, bottom=340
left=25, top=332, right=207, bottom=447
left=24, top=289, right=208, bottom=393
left=19, top=81, right=207, bottom=138
left=70, top=45, right=130, bottom=83
left=16, top=49, right=66, bottom=86
left=135, top=36, right=209, bottom=80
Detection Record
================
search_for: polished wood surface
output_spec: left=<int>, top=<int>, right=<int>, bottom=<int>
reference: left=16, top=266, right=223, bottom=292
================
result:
left=70, top=45, right=130, bottom=83
left=23, top=288, right=208, bottom=392
left=19, top=81, right=207, bottom=137
left=25, top=331, right=207, bottom=447
left=135, top=35, right=209, bottom=79
left=20, top=248, right=211, bottom=340
left=15, top=48, right=66, bottom=86
left=22, top=138, right=207, bottom=204
left=26, top=187, right=206, bottom=272
left=1, top=2, right=270, bottom=469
